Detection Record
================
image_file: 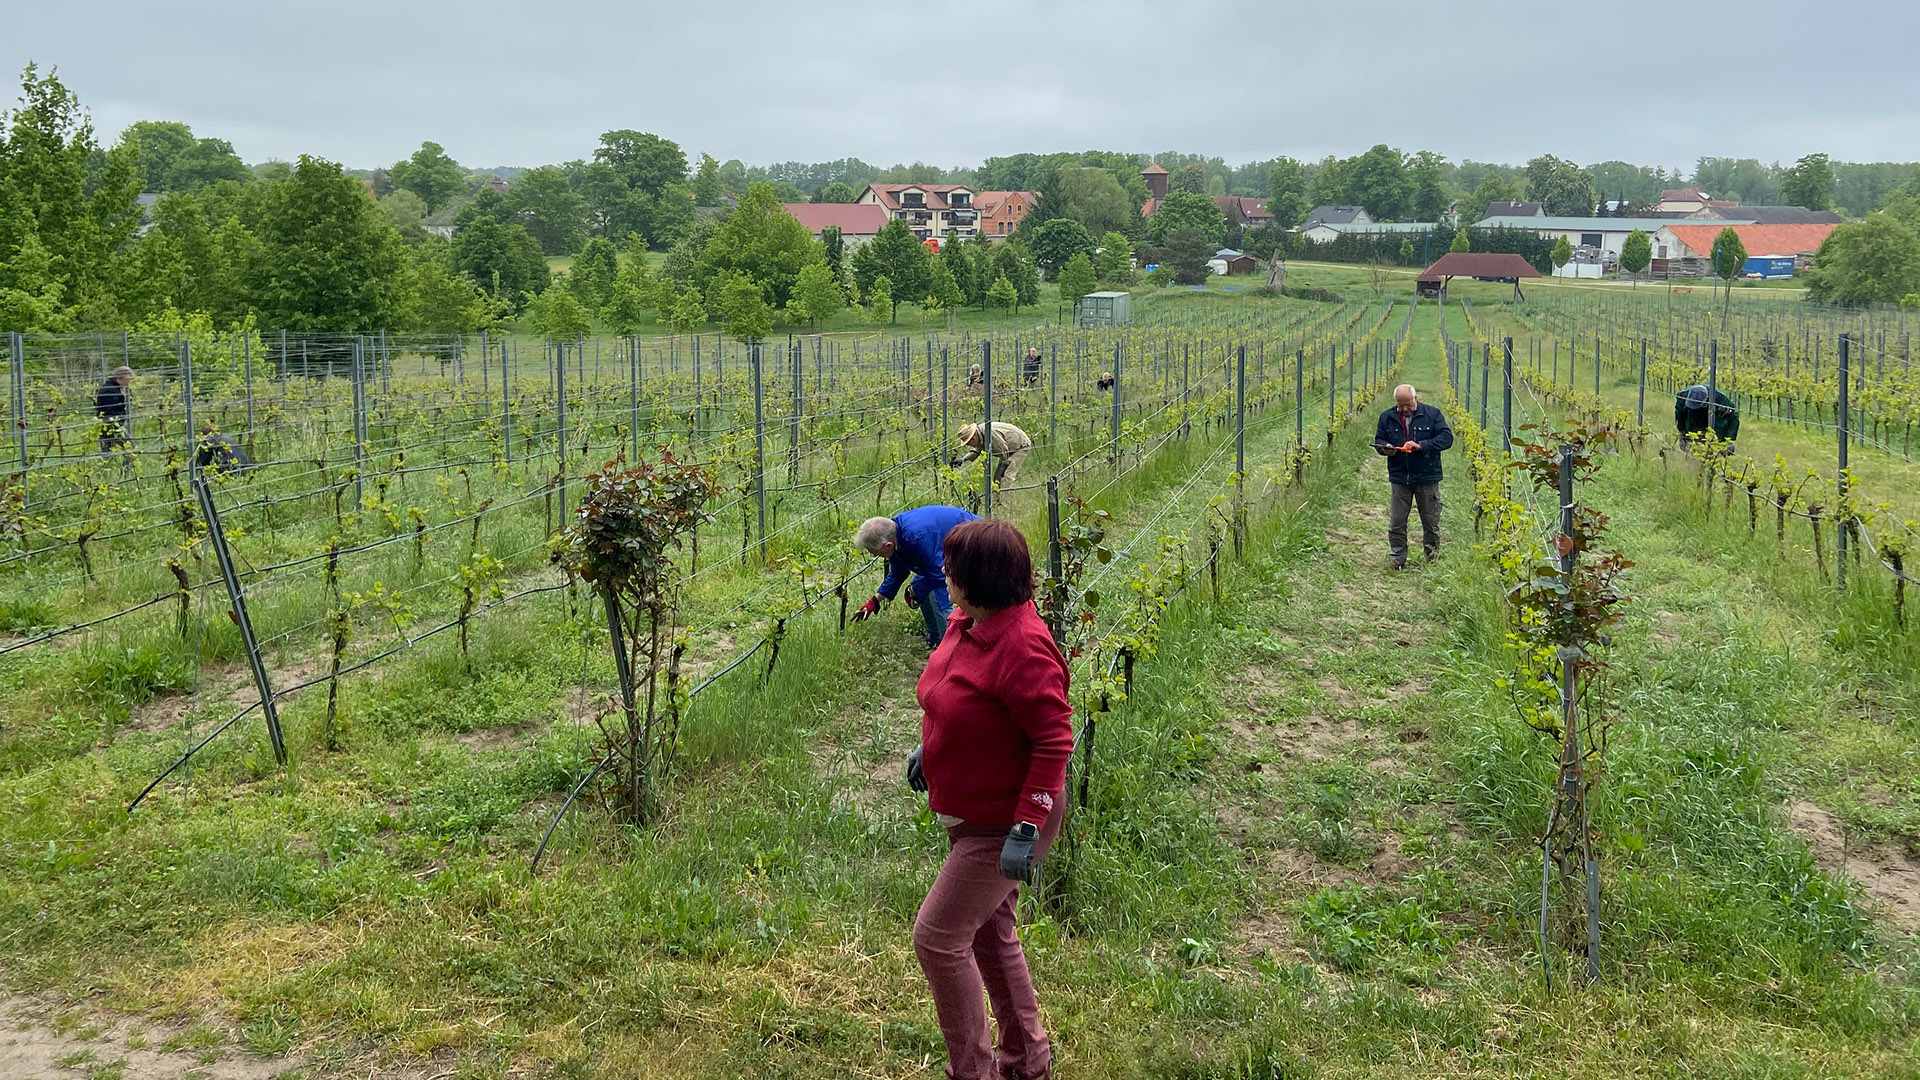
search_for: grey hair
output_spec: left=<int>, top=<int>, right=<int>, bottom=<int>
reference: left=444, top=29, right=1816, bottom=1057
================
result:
left=1394, top=383, right=1417, bottom=399
left=854, top=516, right=897, bottom=554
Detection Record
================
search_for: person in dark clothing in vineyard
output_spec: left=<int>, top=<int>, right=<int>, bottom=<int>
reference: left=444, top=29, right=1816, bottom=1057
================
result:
left=1021, top=346, right=1043, bottom=386
left=1373, top=383, right=1453, bottom=569
left=94, top=365, right=133, bottom=455
left=1675, top=384, right=1739, bottom=450
left=194, top=422, right=252, bottom=476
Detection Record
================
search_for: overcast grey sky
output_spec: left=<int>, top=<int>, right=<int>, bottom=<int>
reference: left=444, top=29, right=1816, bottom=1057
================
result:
left=8, top=0, right=1917, bottom=172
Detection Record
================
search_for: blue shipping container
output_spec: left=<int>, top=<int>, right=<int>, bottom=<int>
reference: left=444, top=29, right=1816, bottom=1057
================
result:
left=1743, top=255, right=1795, bottom=278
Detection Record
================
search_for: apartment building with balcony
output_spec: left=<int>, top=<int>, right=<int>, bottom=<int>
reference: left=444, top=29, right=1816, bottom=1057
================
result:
left=855, top=183, right=979, bottom=244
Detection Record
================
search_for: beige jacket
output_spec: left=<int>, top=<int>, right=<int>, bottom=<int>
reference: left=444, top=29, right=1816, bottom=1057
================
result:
left=956, top=422, right=1031, bottom=462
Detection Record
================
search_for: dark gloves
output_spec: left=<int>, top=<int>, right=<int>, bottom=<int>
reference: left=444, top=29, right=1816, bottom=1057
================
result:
left=905, top=745, right=928, bottom=792
left=853, top=596, right=882, bottom=622
left=999, top=822, right=1040, bottom=882
left=947, top=457, right=963, bottom=469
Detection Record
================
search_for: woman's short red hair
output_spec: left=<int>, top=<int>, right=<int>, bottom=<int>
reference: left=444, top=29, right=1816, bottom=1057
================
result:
left=942, top=519, right=1034, bottom=610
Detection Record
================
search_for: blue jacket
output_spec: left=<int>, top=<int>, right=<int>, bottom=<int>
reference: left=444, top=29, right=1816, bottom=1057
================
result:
left=877, top=505, right=977, bottom=602
left=1374, top=402, right=1454, bottom=486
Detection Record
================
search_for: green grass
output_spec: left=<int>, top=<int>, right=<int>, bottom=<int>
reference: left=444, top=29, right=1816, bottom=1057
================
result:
left=2, top=294, right=1917, bottom=1077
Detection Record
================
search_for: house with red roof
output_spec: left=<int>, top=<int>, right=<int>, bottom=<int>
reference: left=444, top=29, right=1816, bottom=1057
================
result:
left=1653, top=222, right=1839, bottom=273
left=976, top=190, right=1039, bottom=239
left=781, top=203, right=890, bottom=247
left=855, top=184, right=980, bottom=244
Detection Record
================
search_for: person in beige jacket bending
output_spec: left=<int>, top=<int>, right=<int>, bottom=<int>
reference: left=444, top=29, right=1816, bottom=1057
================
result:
left=952, top=422, right=1033, bottom=488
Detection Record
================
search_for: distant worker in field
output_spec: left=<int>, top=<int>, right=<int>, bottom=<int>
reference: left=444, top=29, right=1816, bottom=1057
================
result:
left=904, top=518, right=1072, bottom=1080
left=1021, top=346, right=1043, bottom=386
left=967, top=364, right=984, bottom=387
left=952, top=421, right=1033, bottom=488
left=1373, top=384, right=1453, bottom=569
left=1675, top=384, right=1739, bottom=449
left=1097, top=370, right=1114, bottom=391
left=853, top=504, right=979, bottom=648
left=194, top=422, right=252, bottom=476
left=94, top=365, right=133, bottom=455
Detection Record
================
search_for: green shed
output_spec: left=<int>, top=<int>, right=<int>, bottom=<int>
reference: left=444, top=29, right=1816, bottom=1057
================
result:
left=1077, top=291, right=1132, bottom=327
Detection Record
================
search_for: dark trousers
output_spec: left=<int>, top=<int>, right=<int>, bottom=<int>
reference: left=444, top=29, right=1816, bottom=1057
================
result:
left=1389, top=481, right=1442, bottom=564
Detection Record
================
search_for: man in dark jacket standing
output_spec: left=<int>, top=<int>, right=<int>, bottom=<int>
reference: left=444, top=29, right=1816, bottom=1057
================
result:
left=95, top=365, right=133, bottom=455
left=1374, top=384, right=1453, bottom=569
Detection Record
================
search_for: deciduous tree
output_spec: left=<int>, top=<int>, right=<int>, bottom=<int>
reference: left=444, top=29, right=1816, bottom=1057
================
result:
left=530, top=282, right=593, bottom=338
left=452, top=217, right=549, bottom=308
left=1619, top=229, right=1652, bottom=278
left=251, top=155, right=409, bottom=331
left=1780, top=152, right=1836, bottom=211
left=714, top=272, right=772, bottom=341
left=389, top=141, right=466, bottom=212
left=692, top=153, right=726, bottom=206
left=787, top=259, right=845, bottom=326
left=504, top=166, right=588, bottom=254
left=1805, top=214, right=1920, bottom=305
left=1027, top=217, right=1096, bottom=280
left=850, top=219, right=931, bottom=302
left=1095, top=231, right=1135, bottom=284
left=1145, top=190, right=1226, bottom=246
left=693, top=182, right=815, bottom=307
left=985, top=272, right=1017, bottom=312
left=1057, top=252, right=1096, bottom=305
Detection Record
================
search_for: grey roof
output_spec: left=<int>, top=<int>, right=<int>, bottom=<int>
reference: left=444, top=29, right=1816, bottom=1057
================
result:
left=1313, top=221, right=1437, bottom=234
left=1302, top=204, right=1368, bottom=226
left=1694, top=205, right=1842, bottom=225
left=1475, top=215, right=1755, bottom=231
left=1485, top=201, right=1543, bottom=217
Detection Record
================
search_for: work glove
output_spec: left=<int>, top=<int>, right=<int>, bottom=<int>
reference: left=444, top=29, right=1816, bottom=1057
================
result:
left=947, top=457, right=963, bottom=469
left=905, top=745, right=928, bottom=792
left=853, top=596, right=882, bottom=622
left=1000, top=822, right=1040, bottom=883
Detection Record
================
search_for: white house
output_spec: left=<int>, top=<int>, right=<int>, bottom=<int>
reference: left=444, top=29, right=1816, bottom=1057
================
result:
left=1301, top=221, right=1437, bottom=246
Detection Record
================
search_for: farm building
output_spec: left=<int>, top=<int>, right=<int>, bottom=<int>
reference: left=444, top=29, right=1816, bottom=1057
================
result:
left=1653, top=223, right=1839, bottom=276
left=1681, top=204, right=1842, bottom=224
left=782, top=203, right=890, bottom=247
left=1476, top=214, right=1758, bottom=268
left=1077, top=291, right=1132, bottom=327
left=1415, top=252, right=1540, bottom=299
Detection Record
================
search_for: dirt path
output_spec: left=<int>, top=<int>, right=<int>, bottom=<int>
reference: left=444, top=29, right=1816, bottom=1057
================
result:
left=0, top=995, right=296, bottom=1080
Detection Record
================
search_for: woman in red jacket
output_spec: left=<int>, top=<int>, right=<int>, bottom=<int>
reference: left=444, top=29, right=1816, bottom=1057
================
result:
left=906, top=518, right=1074, bottom=1080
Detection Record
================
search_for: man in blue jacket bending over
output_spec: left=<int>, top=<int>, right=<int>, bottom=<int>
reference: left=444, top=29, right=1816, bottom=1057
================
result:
left=851, top=505, right=979, bottom=647
left=1373, top=383, right=1454, bottom=569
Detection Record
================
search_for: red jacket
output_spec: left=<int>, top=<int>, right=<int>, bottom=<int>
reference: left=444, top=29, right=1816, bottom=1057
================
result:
left=917, top=602, right=1074, bottom=829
